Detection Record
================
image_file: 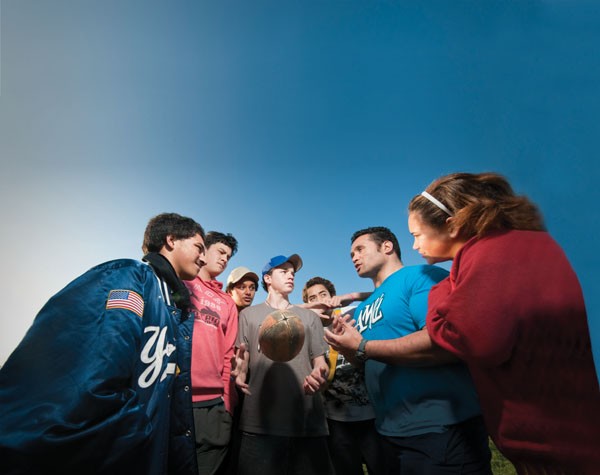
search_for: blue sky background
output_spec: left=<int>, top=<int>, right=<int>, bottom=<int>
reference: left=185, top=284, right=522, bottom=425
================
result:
left=1, top=1, right=599, bottom=370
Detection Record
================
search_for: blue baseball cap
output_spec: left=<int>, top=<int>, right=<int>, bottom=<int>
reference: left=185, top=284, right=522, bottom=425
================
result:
left=261, top=254, right=303, bottom=277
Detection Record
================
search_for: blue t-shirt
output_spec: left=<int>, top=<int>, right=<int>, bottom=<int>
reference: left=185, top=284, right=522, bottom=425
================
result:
left=355, top=265, right=481, bottom=437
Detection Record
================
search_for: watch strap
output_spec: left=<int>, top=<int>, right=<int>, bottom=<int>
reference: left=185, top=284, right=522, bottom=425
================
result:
left=356, top=338, right=369, bottom=362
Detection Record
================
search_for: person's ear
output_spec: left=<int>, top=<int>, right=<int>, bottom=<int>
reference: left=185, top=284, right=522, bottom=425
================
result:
left=165, top=234, right=177, bottom=251
left=446, top=217, right=460, bottom=238
left=264, top=273, right=272, bottom=287
left=382, top=240, right=394, bottom=255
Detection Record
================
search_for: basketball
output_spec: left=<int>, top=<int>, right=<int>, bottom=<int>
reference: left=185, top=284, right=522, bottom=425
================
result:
left=258, top=309, right=305, bottom=362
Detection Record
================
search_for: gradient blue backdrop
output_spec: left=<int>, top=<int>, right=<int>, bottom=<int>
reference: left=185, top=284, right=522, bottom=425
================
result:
left=1, top=1, right=599, bottom=374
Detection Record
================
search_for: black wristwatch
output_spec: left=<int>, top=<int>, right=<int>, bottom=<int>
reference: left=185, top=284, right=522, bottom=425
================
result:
left=355, top=338, right=369, bottom=363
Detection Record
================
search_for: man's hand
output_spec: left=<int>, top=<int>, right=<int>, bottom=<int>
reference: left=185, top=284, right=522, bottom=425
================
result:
left=303, top=356, right=329, bottom=395
left=324, top=313, right=363, bottom=363
left=301, top=300, right=337, bottom=326
left=231, top=343, right=251, bottom=395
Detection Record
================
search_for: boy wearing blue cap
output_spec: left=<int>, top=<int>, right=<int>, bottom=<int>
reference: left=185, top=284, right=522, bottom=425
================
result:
left=234, top=254, right=334, bottom=475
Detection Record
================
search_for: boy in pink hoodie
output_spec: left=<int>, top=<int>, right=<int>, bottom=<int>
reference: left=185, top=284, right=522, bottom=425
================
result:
left=185, top=231, right=239, bottom=475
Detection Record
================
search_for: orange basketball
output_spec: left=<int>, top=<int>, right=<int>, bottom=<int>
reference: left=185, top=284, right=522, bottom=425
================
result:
left=258, top=309, right=305, bottom=362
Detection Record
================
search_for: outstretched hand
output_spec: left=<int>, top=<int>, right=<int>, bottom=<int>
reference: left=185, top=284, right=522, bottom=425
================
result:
left=323, top=313, right=362, bottom=362
left=301, top=299, right=338, bottom=326
left=231, top=342, right=251, bottom=395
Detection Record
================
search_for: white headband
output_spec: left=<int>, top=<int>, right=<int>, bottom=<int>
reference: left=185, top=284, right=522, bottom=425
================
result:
left=421, top=191, right=453, bottom=216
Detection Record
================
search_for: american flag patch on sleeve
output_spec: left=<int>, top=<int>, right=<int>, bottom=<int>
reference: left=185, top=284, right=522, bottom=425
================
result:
left=106, top=289, right=144, bottom=318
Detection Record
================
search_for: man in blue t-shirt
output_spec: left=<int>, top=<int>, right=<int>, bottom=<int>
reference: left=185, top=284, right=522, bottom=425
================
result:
left=325, top=226, right=491, bottom=474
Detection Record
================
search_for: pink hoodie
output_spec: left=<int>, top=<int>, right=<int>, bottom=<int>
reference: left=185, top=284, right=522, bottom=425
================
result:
left=186, top=277, right=238, bottom=413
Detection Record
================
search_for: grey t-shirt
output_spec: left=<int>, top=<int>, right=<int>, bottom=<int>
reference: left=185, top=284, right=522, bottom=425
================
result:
left=237, top=303, right=329, bottom=437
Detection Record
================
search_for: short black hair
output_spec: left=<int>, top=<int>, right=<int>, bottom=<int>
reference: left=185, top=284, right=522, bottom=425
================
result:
left=351, top=226, right=401, bottom=260
left=302, top=276, right=336, bottom=303
left=142, top=213, right=205, bottom=253
left=205, top=231, right=238, bottom=256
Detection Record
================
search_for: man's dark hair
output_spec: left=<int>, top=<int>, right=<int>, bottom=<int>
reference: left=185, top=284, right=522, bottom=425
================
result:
left=351, top=226, right=401, bottom=260
left=142, top=213, right=205, bottom=253
left=205, top=231, right=238, bottom=256
left=302, top=276, right=336, bottom=303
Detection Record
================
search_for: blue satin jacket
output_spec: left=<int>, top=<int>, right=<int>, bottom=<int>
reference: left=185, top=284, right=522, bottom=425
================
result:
left=0, top=259, right=195, bottom=475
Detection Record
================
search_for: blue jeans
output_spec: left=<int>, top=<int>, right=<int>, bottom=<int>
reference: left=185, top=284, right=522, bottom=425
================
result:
left=238, top=432, right=334, bottom=475
left=383, top=416, right=492, bottom=475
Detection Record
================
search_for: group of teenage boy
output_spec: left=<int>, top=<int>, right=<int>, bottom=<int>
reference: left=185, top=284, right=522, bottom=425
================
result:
left=0, top=211, right=495, bottom=475
left=3, top=171, right=600, bottom=475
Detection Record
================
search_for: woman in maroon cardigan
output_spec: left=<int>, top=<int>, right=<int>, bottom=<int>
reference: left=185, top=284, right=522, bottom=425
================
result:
left=408, top=172, right=600, bottom=475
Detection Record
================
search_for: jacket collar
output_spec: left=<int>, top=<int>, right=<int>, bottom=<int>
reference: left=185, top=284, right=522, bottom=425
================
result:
left=143, top=252, right=191, bottom=310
